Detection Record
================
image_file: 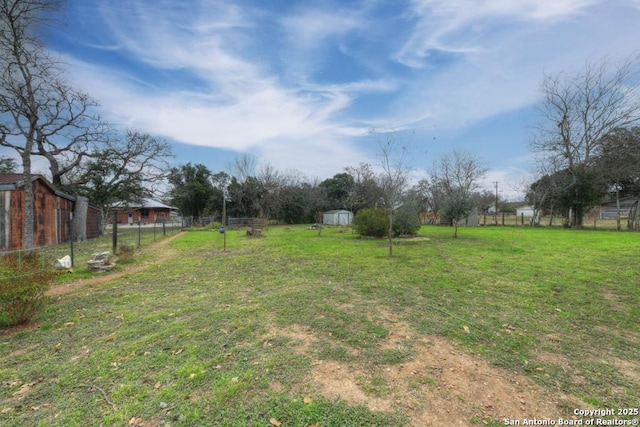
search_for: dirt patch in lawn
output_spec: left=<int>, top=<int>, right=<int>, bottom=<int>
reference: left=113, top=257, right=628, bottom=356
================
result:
left=608, top=357, right=640, bottom=384
left=46, top=232, right=186, bottom=297
left=274, top=314, right=571, bottom=426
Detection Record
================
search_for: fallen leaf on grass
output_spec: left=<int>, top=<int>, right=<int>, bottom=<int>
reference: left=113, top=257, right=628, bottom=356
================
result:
left=64, top=322, right=75, bottom=327
left=269, top=418, right=281, bottom=426
left=154, top=382, right=162, bottom=389
left=13, top=382, right=35, bottom=397
left=304, top=396, right=313, bottom=404
left=128, top=416, right=143, bottom=425
left=171, top=348, right=184, bottom=355
left=463, top=326, right=470, bottom=334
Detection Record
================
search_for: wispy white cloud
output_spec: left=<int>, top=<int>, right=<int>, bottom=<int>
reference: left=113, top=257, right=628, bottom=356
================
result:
left=50, top=0, right=640, bottom=185
left=395, top=0, right=599, bottom=68
left=56, top=0, right=404, bottom=179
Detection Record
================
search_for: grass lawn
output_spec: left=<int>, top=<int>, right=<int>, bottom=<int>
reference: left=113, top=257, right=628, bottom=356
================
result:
left=1, top=225, right=638, bottom=426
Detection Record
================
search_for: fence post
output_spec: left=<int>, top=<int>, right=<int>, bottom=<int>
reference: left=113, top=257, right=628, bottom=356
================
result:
left=69, top=212, right=75, bottom=268
left=112, top=210, right=118, bottom=255
left=163, top=219, right=166, bottom=236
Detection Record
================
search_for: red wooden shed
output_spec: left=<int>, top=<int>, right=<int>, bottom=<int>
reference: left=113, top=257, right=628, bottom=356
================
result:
left=0, top=173, right=101, bottom=250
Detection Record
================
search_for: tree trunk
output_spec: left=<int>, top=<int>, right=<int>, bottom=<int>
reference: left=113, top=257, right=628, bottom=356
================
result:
left=388, top=208, right=393, bottom=258
left=453, top=222, right=459, bottom=238
left=73, top=196, right=88, bottom=242
left=21, top=152, right=34, bottom=248
left=628, top=198, right=640, bottom=231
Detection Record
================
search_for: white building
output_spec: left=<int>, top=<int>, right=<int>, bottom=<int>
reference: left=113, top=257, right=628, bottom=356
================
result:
left=322, top=210, right=353, bottom=225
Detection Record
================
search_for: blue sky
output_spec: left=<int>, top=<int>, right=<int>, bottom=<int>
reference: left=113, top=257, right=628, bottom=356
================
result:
left=21, top=0, right=640, bottom=199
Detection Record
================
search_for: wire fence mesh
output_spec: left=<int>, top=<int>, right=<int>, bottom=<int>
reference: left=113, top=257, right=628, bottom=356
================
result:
left=0, top=219, right=184, bottom=283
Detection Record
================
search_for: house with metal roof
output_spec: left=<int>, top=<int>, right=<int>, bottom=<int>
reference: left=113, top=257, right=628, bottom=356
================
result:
left=112, top=198, right=176, bottom=225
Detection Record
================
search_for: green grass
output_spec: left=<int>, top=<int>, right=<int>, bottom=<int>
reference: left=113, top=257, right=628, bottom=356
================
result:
left=1, top=225, right=638, bottom=426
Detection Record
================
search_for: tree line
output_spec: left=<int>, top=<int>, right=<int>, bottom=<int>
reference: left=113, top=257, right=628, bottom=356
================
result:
left=168, top=148, right=490, bottom=238
left=5, top=0, right=638, bottom=253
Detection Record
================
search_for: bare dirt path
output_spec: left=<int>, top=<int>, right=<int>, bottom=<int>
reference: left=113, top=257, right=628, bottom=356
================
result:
left=46, top=231, right=186, bottom=297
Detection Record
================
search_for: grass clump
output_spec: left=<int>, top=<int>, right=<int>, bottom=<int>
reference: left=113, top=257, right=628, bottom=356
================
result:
left=0, top=251, right=53, bottom=326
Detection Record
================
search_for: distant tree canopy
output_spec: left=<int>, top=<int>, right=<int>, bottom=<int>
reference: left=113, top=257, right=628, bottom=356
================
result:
left=319, top=173, right=355, bottom=211
left=169, top=163, right=218, bottom=218
left=0, top=156, right=17, bottom=173
left=164, top=148, right=497, bottom=231
left=597, top=126, right=640, bottom=198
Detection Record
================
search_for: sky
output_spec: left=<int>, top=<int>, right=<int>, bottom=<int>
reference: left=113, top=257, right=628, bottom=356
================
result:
left=13, top=0, right=640, bottom=199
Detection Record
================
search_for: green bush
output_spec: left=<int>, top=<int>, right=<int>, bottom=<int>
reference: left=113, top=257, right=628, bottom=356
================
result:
left=392, top=201, right=421, bottom=236
left=353, top=208, right=389, bottom=237
left=0, top=251, right=53, bottom=326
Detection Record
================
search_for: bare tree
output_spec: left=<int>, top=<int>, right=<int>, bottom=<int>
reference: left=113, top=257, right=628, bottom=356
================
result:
left=532, top=55, right=640, bottom=227
left=0, top=0, right=103, bottom=247
left=412, top=176, right=446, bottom=222
left=431, top=150, right=487, bottom=236
left=229, top=153, right=257, bottom=184
left=376, top=134, right=411, bottom=258
left=434, top=150, right=488, bottom=196
left=344, top=162, right=383, bottom=213
left=257, top=162, right=282, bottom=219
left=524, top=156, right=564, bottom=227
left=65, top=130, right=173, bottom=235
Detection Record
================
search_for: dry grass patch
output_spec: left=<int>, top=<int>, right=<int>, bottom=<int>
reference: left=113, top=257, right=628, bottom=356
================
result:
left=266, top=314, right=570, bottom=426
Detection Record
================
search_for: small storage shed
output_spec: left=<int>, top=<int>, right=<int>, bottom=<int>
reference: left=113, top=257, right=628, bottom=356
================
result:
left=0, top=173, right=101, bottom=250
left=323, top=210, right=353, bottom=225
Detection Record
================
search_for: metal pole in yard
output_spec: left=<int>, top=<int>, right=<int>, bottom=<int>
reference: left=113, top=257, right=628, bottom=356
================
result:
left=223, top=197, right=227, bottom=252
left=138, top=222, right=141, bottom=247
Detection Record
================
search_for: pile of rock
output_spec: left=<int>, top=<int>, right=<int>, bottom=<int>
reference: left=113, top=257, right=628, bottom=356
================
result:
left=87, top=252, right=116, bottom=273
left=246, top=228, right=262, bottom=237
